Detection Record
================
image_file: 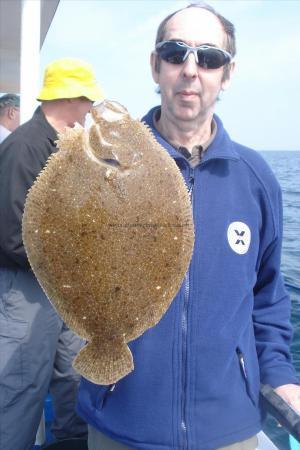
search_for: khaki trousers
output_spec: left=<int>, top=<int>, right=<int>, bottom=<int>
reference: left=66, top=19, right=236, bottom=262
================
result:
left=88, top=425, right=258, bottom=450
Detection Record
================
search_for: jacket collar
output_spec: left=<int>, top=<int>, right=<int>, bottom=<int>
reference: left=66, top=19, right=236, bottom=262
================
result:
left=32, top=106, right=57, bottom=143
left=142, top=106, right=240, bottom=164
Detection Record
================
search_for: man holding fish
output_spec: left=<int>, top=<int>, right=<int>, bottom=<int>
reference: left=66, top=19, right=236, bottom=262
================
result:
left=77, top=2, right=300, bottom=450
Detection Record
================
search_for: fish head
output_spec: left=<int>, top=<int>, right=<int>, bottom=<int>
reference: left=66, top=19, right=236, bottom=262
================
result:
left=87, top=100, right=141, bottom=169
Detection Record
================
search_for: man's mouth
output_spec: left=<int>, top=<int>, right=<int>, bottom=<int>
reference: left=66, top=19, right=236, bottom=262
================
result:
left=177, top=90, right=199, bottom=98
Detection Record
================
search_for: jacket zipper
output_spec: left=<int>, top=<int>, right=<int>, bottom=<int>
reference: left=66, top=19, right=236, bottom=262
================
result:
left=99, top=383, right=116, bottom=410
left=237, top=349, right=247, bottom=378
left=237, top=348, right=257, bottom=406
left=181, top=168, right=194, bottom=450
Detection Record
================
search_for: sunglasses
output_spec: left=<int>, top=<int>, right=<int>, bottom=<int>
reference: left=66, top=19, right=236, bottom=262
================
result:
left=155, top=41, right=232, bottom=69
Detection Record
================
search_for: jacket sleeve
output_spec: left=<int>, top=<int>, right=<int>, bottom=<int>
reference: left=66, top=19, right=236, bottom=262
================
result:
left=0, top=139, right=45, bottom=269
left=252, top=184, right=299, bottom=388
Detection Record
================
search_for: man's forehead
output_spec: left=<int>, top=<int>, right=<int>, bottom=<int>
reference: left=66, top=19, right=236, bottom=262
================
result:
left=164, top=7, right=226, bottom=47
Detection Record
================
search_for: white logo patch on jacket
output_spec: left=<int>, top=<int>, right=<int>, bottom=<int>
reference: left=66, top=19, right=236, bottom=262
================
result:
left=227, top=222, right=251, bottom=255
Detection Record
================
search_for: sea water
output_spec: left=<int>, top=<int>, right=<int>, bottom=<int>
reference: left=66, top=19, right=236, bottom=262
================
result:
left=260, top=151, right=300, bottom=449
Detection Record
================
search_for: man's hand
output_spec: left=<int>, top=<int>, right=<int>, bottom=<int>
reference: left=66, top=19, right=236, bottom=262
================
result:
left=275, top=384, right=300, bottom=415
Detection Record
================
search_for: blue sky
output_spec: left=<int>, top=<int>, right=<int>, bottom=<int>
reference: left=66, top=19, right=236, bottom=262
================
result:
left=40, top=0, right=300, bottom=151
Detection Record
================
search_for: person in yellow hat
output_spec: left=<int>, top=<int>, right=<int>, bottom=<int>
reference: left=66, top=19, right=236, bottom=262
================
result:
left=36, top=57, right=103, bottom=129
left=0, top=57, right=103, bottom=450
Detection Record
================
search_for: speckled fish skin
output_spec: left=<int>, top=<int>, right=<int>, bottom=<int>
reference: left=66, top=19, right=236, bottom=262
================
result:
left=22, top=100, right=194, bottom=385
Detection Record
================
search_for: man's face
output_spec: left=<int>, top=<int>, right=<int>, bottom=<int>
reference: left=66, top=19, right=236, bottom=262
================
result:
left=151, top=8, right=234, bottom=125
left=69, top=97, right=94, bottom=127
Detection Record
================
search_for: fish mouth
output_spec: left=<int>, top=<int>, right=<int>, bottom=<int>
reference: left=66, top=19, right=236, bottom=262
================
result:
left=91, top=100, right=129, bottom=123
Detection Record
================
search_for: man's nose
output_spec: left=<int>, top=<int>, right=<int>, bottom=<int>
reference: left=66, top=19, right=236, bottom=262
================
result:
left=182, top=51, right=198, bottom=77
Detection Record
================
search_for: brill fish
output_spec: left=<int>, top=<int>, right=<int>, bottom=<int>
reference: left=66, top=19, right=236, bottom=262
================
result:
left=22, top=100, right=194, bottom=385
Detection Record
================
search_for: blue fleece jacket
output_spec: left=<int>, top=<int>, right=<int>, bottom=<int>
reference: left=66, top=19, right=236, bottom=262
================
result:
left=77, top=109, right=299, bottom=450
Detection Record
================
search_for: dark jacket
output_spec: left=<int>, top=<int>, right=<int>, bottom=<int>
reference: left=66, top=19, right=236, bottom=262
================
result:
left=77, top=108, right=298, bottom=449
left=0, top=107, right=57, bottom=269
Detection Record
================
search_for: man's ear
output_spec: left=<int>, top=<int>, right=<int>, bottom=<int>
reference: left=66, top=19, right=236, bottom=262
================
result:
left=221, top=61, right=235, bottom=91
left=150, top=52, right=159, bottom=84
left=7, top=106, right=15, bottom=119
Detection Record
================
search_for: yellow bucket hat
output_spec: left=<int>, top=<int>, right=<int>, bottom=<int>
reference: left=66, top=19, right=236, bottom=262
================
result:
left=37, top=57, right=104, bottom=102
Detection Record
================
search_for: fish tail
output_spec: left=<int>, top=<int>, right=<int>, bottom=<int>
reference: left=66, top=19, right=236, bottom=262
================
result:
left=73, top=338, right=134, bottom=385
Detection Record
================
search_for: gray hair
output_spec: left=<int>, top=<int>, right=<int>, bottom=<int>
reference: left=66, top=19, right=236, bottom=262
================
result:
left=154, top=1, right=236, bottom=80
left=0, top=94, right=20, bottom=115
